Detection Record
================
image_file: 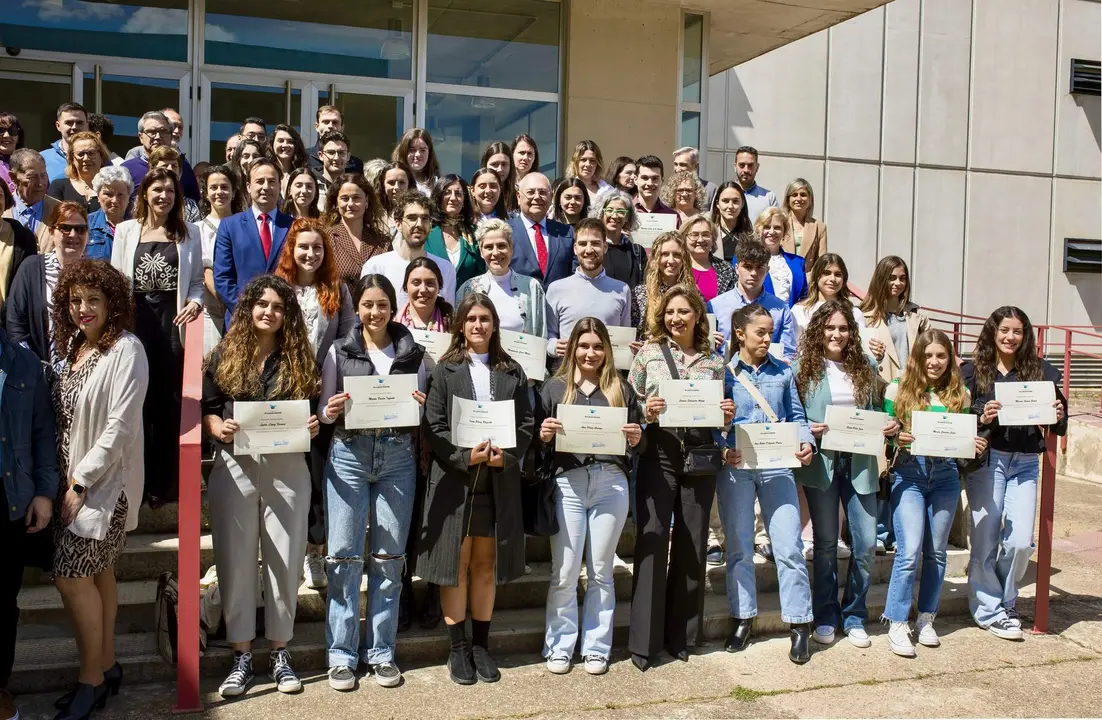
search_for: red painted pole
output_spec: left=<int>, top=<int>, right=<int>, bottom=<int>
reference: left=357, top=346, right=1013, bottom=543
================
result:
left=1032, top=430, right=1058, bottom=634
left=174, top=318, right=204, bottom=713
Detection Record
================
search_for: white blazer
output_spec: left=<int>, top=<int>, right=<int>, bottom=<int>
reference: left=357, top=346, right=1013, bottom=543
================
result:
left=111, top=219, right=205, bottom=313
left=66, top=332, right=150, bottom=540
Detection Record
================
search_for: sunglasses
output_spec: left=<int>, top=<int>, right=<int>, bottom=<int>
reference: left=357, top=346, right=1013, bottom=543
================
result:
left=0, top=127, right=18, bottom=138
left=55, top=224, right=89, bottom=235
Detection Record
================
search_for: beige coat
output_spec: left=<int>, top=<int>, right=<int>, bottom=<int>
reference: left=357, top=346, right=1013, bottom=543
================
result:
left=782, top=216, right=827, bottom=269
left=862, top=301, right=931, bottom=383
left=2, top=195, right=61, bottom=253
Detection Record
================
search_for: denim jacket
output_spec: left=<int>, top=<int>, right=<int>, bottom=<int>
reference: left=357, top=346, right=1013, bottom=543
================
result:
left=722, top=354, right=814, bottom=450
left=0, top=328, right=61, bottom=521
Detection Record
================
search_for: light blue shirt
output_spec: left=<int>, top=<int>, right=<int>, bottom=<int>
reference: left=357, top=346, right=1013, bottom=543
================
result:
left=743, top=183, right=779, bottom=224
left=723, top=354, right=813, bottom=450
left=708, top=285, right=798, bottom=360
left=42, top=139, right=68, bottom=184
left=545, top=268, right=632, bottom=356
left=11, top=192, right=43, bottom=234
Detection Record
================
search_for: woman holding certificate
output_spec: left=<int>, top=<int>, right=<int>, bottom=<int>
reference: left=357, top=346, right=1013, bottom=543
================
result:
left=793, top=300, right=900, bottom=649
left=317, top=274, right=427, bottom=690
left=418, top=293, right=534, bottom=686
left=202, top=275, right=321, bottom=698
left=962, top=306, right=1067, bottom=641
left=882, top=329, right=986, bottom=657
left=626, top=285, right=733, bottom=671
left=537, top=319, right=644, bottom=676
left=716, top=303, right=816, bottom=663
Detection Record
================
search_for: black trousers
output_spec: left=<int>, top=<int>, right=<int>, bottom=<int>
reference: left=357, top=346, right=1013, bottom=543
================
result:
left=0, top=487, right=28, bottom=689
left=628, top=427, right=716, bottom=659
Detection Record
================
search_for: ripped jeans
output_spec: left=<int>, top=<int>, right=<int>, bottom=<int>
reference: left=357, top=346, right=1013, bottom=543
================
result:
left=324, top=430, right=416, bottom=667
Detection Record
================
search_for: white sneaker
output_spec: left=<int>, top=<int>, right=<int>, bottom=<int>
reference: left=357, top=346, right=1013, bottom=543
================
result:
left=837, top=540, right=851, bottom=559
left=887, top=622, right=916, bottom=657
left=583, top=655, right=608, bottom=675
left=545, top=656, right=571, bottom=675
left=812, top=624, right=835, bottom=645
left=847, top=627, right=872, bottom=648
left=303, top=550, right=327, bottom=590
left=915, top=612, right=940, bottom=647
left=613, top=553, right=631, bottom=570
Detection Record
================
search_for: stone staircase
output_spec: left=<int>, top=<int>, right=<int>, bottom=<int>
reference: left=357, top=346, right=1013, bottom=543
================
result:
left=12, top=484, right=972, bottom=695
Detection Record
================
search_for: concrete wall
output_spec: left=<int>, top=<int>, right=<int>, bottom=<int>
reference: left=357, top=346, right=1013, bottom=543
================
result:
left=563, top=0, right=680, bottom=168
left=706, top=0, right=1102, bottom=327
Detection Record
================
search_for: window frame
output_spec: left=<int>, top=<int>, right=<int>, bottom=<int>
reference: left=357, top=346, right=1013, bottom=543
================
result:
left=677, top=10, right=710, bottom=178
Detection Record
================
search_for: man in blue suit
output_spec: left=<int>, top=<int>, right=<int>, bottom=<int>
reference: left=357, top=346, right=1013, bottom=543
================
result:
left=213, top=158, right=292, bottom=324
left=508, top=172, right=573, bottom=288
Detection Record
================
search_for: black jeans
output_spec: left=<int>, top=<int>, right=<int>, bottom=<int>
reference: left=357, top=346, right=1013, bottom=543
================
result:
left=0, top=486, right=28, bottom=689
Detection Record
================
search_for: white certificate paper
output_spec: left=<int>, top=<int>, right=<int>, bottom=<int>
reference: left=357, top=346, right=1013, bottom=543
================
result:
left=451, top=397, right=517, bottom=449
left=233, top=400, right=310, bottom=455
left=409, top=328, right=451, bottom=362
left=607, top=325, right=637, bottom=372
left=735, top=422, right=802, bottom=469
left=995, top=381, right=1057, bottom=426
left=344, top=375, right=420, bottom=430
left=821, top=406, right=889, bottom=456
left=556, top=404, right=628, bottom=455
left=659, top=379, right=724, bottom=427
left=500, top=329, right=547, bottom=382
left=632, top=212, right=679, bottom=247
left=910, top=410, right=977, bottom=459
left=705, top=313, right=717, bottom=339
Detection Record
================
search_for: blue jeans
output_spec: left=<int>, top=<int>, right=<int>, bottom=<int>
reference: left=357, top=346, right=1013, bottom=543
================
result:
left=544, top=463, right=629, bottom=660
left=965, top=449, right=1039, bottom=626
left=883, top=455, right=960, bottom=622
left=803, top=454, right=878, bottom=631
left=876, top=497, right=896, bottom=550
left=324, top=431, right=416, bottom=667
left=716, top=467, right=813, bottom=624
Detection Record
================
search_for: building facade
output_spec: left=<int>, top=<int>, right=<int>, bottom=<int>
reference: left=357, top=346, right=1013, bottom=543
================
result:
left=705, top=0, right=1102, bottom=328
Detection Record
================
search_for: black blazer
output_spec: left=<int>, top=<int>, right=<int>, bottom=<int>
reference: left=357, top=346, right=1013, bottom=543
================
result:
left=6, top=254, right=50, bottom=362
left=1, top=218, right=38, bottom=326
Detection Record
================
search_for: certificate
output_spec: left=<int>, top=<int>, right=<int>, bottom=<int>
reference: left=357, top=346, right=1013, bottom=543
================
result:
left=556, top=404, right=628, bottom=455
left=451, top=397, right=517, bottom=449
left=409, top=328, right=451, bottom=362
left=233, top=400, right=310, bottom=455
left=344, top=375, right=420, bottom=430
left=735, top=422, right=802, bottom=469
left=632, top=212, right=678, bottom=247
left=606, top=325, right=637, bottom=372
left=820, top=406, right=889, bottom=456
left=659, top=379, right=724, bottom=427
left=995, top=382, right=1057, bottom=426
left=910, top=410, right=977, bottom=459
left=500, top=329, right=546, bottom=382
left=705, top=313, right=717, bottom=339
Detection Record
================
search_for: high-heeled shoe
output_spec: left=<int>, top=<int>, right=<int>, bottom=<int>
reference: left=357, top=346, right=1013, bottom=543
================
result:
left=53, top=682, right=106, bottom=720
left=55, top=664, right=121, bottom=710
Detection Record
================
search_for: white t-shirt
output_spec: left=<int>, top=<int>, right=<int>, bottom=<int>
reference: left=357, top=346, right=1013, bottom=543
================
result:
left=470, top=351, right=492, bottom=401
left=485, top=271, right=527, bottom=333
left=825, top=359, right=855, bottom=407
left=361, top=250, right=457, bottom=308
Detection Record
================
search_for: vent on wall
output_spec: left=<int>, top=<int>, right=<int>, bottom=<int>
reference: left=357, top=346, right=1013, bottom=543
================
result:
left=1070, top=59, right=1101, bottom=96
left=1064, top=238, right=1101, bottom=274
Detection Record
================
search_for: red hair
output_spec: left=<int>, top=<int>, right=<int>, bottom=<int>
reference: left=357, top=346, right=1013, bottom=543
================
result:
left=275, top=217, right=341, bottom=317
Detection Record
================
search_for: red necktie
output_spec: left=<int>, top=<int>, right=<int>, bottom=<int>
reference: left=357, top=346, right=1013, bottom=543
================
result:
left=259, top=213, right=272, bottom=260
left=533, top=222, right=548, bottom=275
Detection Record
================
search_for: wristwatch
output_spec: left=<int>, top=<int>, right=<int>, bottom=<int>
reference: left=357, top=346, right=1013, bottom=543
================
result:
left=71, top=483, right=87, bottom=497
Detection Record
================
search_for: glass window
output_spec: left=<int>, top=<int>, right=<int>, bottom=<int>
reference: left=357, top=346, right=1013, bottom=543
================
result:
left=0, top=64, right=72, bottom=151
left=2, top=0, right=189, bottom=62
left=317, top=91, right=407, bottom=162
left=98, top=76, right=182, bottom=159
left=208, top=82, right=301, bottom=162
left=204, top=1, right=413, bottom=80
left=426, top=93, right=557, bottom=179
left=682, top=14, right=703, bottom=104
left=681, top=111, right=701, bottom=149
left=426, top=0, right=560, bottom=94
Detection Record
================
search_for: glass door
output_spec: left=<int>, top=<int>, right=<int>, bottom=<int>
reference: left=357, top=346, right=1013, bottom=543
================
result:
left=316, top=85, right=412, bottom=162
left=0, top=58, right=75, bottom=150
left=198, top=73, right=308, bottom=163
left=79, top=62, right=190, bottom=160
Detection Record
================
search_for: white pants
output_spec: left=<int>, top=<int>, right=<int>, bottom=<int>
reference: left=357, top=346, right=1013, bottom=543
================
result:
left=208, top=448, right=310, bottom=643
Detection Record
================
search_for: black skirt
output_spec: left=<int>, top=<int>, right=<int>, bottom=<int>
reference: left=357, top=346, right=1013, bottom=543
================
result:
left=463, top=466, right=495, bottom=538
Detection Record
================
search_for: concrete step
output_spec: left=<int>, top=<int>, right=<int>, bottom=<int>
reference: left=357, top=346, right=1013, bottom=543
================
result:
left=8, top=576, right=974, bottom=694
left=21, top=533, right=217, bottom=586
left=133, top=492, right=211, bottom=535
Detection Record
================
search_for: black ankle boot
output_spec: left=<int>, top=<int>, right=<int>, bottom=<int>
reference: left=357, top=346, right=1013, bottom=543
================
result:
left=420, top=583, right=442, bottom=630
left=789, top=623, right=811, bottom=664
left=726, top=618, right=753, bottom=653
left=53, top=683, right=106, bottom=720
left=55, top=663, right=122, bottom=709
left=630, top=653, right=650, bottom=672
left=446, top=622, right=476, bottom=685
left=470, top=619, right=499, bottom=682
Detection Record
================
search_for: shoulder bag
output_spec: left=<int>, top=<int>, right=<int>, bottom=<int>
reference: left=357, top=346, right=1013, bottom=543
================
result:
left=659, top=340, right=725, bottom=476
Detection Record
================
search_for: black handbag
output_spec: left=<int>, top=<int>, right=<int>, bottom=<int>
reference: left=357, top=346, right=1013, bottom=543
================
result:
left=956, top=425, right=993, bottom=479
left=522, top=446, right=560, bottom=536
left=658, top=340, right=725, bottom=476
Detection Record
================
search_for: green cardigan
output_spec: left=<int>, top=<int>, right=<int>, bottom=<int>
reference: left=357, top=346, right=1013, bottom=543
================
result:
left=792, top=356, right=884, bottom=495
left=425, top=225, right=486, bottom=289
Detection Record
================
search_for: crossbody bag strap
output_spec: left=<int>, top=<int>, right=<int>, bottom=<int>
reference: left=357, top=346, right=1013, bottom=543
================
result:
left=659, top=338, right=680, bottom=380
left=730, top=362, right=780, bottom=424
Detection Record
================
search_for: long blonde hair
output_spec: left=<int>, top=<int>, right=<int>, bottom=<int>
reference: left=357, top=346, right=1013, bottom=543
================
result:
left=893, top=329, right=969, bottom=430
left=643, top=231, right=693, bottom=335
left=555, top=318, right=625, bottom=407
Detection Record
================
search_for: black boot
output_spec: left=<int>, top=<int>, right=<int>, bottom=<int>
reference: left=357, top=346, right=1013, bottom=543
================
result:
left=630, top=653, right=650, bottom=672
left=446, top=622, right=476, bottom=685
left=53, top=683, right=106, bottom=720
left=470, top=619, right=500, bottom=682
left=55, top=663, right=122, bottom=709
left=726, top=618, right=753, bottom=653
left=419, top=582, right=442, bottom=629
left=789, top=623, right=811, bottom=664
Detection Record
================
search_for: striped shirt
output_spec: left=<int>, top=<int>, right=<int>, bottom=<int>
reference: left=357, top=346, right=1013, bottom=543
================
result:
left=883, top=378, right=969, bottom=426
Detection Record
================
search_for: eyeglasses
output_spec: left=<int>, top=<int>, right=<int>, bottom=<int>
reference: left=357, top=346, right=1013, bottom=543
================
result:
left=523, top=189, right=550, bottom=199
left=322, top=149, right=349, bottom=159
left=142, top=127, right=171, bottom=139
left=675, top=188, right=695, bottom=195
left=55, top=224, right=88, bottom=235
left=403, top=213, right=431, bottom=225
left=74, top=150, right=100, bottom=160
left=686, top=231, right=714, bottom=241
left=603, top=208, right=629, bottom=218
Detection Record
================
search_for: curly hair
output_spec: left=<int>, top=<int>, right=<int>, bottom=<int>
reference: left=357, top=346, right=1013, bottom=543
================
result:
left=660, top=170, right=705, bottom=214
left=643, top=231, right=694, bottom=335
left=646, top=283, right=711, bottom=354
left=210, top=275, right=319, bottom=401
left=52, top=260, right=134, bottom=362
left=795, top=300, right=877, bottom=408
left=971, top=306, right=1043, bottom=395
left=893, top=329, right=969, bottom=430
left=323, top=172, right=385, bottom=233
left=588, top=186, right=639, bottom=232
left=431, top=174, right=476, bottom=237
left=274, top=217, right=342, bottom=317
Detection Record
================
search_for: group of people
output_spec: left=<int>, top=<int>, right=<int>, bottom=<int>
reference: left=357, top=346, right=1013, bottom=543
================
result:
left=0, top=102, right=1067, bottom=719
